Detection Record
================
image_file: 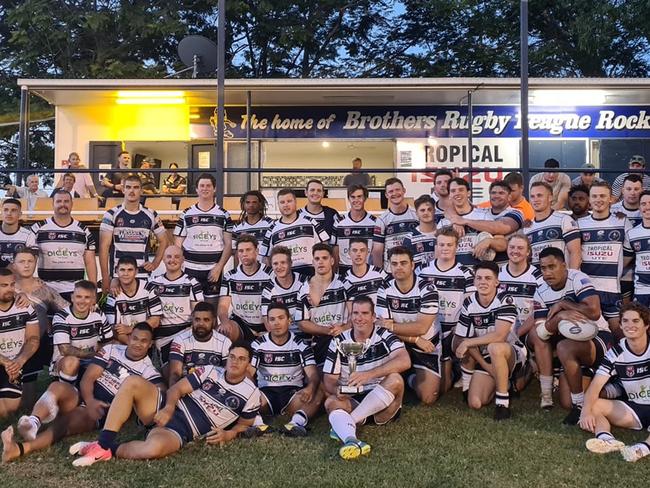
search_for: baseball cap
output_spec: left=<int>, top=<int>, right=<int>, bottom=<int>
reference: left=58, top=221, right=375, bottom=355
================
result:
left=581, top=163, right=596, bottom=173
left=629, top=155, right=646, bottom=167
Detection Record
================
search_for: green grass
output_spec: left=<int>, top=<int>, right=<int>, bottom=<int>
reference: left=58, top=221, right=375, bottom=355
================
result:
left=2, top=384, right=650, bottom=488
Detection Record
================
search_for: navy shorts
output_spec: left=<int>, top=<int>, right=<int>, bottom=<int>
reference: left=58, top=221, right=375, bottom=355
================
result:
left=260, top=386, right=300, bottom=415
left=620, top=400, right=650, bottom=430
left=597, top=291, right=622, bottom=321
left=163, top=409, right=194, bottom=446
left=591, top=330, right=613, bottom=368
left=23, top=333, right=53, bottom=383
left=407, top=343, right=441, bottom=378
left=185, top=266, right=221, bottom=299
left=474, top=343, right=527, bottom=377
left=621, top=280, right=634, bottom=300
left=636, top=295, right=650, bottom=308
left=440, top=333, right=453, bottom=362
left=231, top=315, right=264, bottom=344
left=0, top=366, right=22, bottom=399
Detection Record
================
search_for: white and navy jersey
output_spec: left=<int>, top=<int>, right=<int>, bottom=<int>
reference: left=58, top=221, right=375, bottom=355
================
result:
left=533, top=269, right=609, bottom=331
left=220, top=264, right=272, bottom=333
left=419, top=260, right=475, bottom=335
left=611, top=202, right=642, bottom=227
left=177, top=365, right=260, bottom=440
left=100, top=204, right=166, bottom=278
left=297, top=275, right=348, bottom=327
left=437, top=206, right=491, bottom=268
left=342, top=265, right=387, bottom=305
left=251, top=332, right=315, bottom=389
left=403, top=227, right=437, bottom=269
left=456, top=292, right=519, bottom=355
left=578, top=213, right=633, bottom=292
left=524, top=211, right=580, bottom=265
left=373, top=207, right=419, bottom=272
left=376, top=276, right=439, bottom=345
left=434, top=201, right=446, bottom=225
left=91, top=344, right=162, bottom=404
left=261, top=273, right=305, bottom=329
left=174, top=203, right=234, bottom=272
left=322, top=327, right=405, bottom=393
left=51, top=307, right=112, bottom=366
left=260, top=215, right=329, bottom=274
left=30, top=218, right=95, bottom=294
left=482, top=206, right=525, bottom=263
left=498, top=264, right=543, bottom=331
left=0, top=301, right=38, bottom=360
left=300, top=206, right=341, bottom=236
left=330, top=211, right=376, bottom=269
left=628, top=224, right=650, bottom=296
left=231, top=216, right=275, bottom=256
left=145, top=273, right=204, bottom=341
left=0, top=227, right=34, bottom=269
left=104, top=280, right=163, bottom=326
left=169, top=329, right=232, bottom=377
left=597, top=338, right=650, bottom=405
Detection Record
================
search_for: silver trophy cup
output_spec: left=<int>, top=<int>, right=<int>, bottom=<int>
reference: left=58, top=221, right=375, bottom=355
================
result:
left=335, top=339, right=371, bottom=394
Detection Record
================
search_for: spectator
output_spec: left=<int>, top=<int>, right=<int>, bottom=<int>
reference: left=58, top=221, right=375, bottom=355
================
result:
left=161, top=163, right=187, bottom=195
left=50, top=173, right=81, bottom=198
left=571, top=163, right=603, bottom=188
left=138, top=158, right=158, bottom=195
left=56, top=152, right=97, bottom=198
left=101, top=150, right=131, bottom=198
left=342, top=157, right=371, bottom=187
left=4, top=174, right=48, bottom=210
left=611, top=155, right=650, bottom=199
left=528, top=158, right=572, bottom=210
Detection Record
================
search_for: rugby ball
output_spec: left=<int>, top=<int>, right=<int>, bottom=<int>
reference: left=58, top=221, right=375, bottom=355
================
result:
left=474, top=232, right=496, bottom=261
left=558, top=319, right=599, bottom=341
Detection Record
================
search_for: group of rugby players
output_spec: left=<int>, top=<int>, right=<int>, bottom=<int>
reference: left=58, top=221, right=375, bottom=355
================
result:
left=0, top=167, right=649, bottom=465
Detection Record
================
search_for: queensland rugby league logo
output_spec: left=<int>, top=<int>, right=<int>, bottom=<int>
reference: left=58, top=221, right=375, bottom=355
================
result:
left=264, top=353, right=274, bottom=364
left=236, top=282, right=244, bottom=292
left=391, top=299, right=400, bottom=309
left=626, top=366, right=636, bottom=377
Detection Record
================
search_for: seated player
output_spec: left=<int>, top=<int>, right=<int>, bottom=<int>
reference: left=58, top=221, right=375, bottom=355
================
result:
left=0, top=268, right=39, bottom=419
left=342, top=238, right=386, bottom=312
left=323, top=296, right=410, bottom=460
left=145, top=245, right=204, bottom=369
left=168, top=302, right=232, bottom=386
left=1, top=323, right=162, bottom=463
left=248, top=303, right=323, bottom=437
left=453, top=261, right=524, bottom=420
left=51, top=280, right=113, bottom=385
left=579, top=303, right=650, bottom=461
left=376, top=246, right=440, bottom=405
left=69, top=342, right=260, bottom=465
left=529, top=246, right=613, bottom=424
left=218, top=235, right=272, bottom=342
left=261, top=245, right=305, bottom=333
left=105, top=257, right=162, bottom=343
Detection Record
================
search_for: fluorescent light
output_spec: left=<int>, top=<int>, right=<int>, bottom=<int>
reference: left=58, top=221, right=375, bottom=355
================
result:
left=427, top=137, right=438, bottom=146
left=321, top=141, right=330, bottom=148
left=531, top=90, right=607, bottom=106
left=117, top=90, right=184, bottom=98
left=189, top=114, right=201, bottom=119
left=116, top=98, right=185, bottom=105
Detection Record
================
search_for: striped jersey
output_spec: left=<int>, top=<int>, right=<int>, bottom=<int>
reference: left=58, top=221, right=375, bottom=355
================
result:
left=373, top=206, right=419, bottom=272
left=251, top=332, right=315, bottom=388
left=419, top=259, right=475, bottom=336
left=174, top=203, right=234, bottom=272
left=91, top=344, right=162, bottom=403
left=342, top=265, right=387, bottom=305
left=533, top=269, right=609, bottom=331
left=231, top=216, right=275, bottom=256
left=51, top=307, right=112, bottom=366
left=260, top=215, right=329, bottom=275
left=437, top=206, right=492, bottom=268
left=297, top=274, right=348, bottom=327
left=300, top=206, right=342, bottom=236
left=176, top=365, right=260, bottom=439
left=322, top=327, right=405, bottom=393
left=145, top=273, right=204, bottom=343
left=330, top=211, right=376, bottom=269
left=481, top=206, right=525, bottom=263
left=169, top=329, right=232, bottom=376
left=0, top=300, right=38, bottom=360
left=498, top=264, right=543, bottom=332
left=403, top=227, right=437, bottom=269
left=220, top=264, right=272, bottom=334
left=30, top=218, right=95, bottom=294
left=628, top=224, right=650, bottom=297
left=376, top=276, right=439, bottom=345
left=578, top=213, right=632, bottom=292
left=100, top=204, right=166, bottom=277
left=524, top=211, right=580, bottom=265
left=456, top=292, right=519, bottom=355
left=611, top=203, right=641, bottom=283
left=596, top=338, right=650, bottom=405
left=104, top=279, right=163, bottom=326
left=261, top=272, right=305, bottom=330
left=434, top=201, right=446, bottom=225
left=0, top=227, right=34, bottom=269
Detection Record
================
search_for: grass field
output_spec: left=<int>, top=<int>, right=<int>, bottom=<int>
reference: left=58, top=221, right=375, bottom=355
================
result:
left=2, top=383, right=649, bottom=488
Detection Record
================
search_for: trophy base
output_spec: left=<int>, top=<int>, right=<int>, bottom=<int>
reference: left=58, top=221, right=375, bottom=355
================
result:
left=339, top=385, right=363, bottom=394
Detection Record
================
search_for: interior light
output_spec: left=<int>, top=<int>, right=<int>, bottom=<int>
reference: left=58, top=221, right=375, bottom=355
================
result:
left=117, top=90, right=184, bottom=98
left=189, top=114, right=201, bottom=119
left=531, top=90, right=607, bottom=106
left=427, top=138, right=438, bottom=146
left=322, top=141, right=330, bottom=148
left=116, top=98, right=185, bottom=105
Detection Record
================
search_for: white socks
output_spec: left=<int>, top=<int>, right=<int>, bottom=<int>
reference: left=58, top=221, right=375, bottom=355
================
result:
left=329, top=409, right=356, bottom=442
left=461, top=367, right=474, bottom=392
left=540, top=375, right=554, bottom=397
left=36, top=391, right=59, bottom=424
left=290, top=410, right=308, bottom=427
left=350, top=385, right=395, bottom=424
left=570, top=392, right=585, bottom=408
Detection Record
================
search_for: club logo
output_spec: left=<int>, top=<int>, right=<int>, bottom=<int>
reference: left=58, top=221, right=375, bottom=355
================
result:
left=48, top=232, right=56, bottom=240
left=391, top=299, right=400, bottom=309
left=626, top=366, right=636, bottom=377
left=209, top=355, right=219, bottom=365
left=264, top=353, right=274, bottom=363
left=583, top=232, right=591, bottom=242
left=416, top=243, right=424, bottom=252
left=608, top=230, right=621, bottom=241
left=225, top=395, right=241, bottom=410
left=634, top=241, right=642, bottom=251
left=158, top=285, right=166, bottom=295
left=116, top=218, right=124, bottom=227
left=236, top=283, right=243, bottom=292
left=278, top=231, right=286, bottom=240
left=546, top=229, right=560, bottom=240
left=597, top=230, right=605, bottom=239
left=71, top=327, right=78, bottom=337
left=201, top=381, right=213, bottom=391
left=192, top=216, right=199, bottom=224
left=119, top=302, right=129, bottom=313
left=344, top=228, right=351, bottom=237
left=473, top=316, right=483, bottom=326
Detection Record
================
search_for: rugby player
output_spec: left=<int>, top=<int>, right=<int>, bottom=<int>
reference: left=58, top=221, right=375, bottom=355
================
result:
left=232, top=190, right=274, bottom=266
left=342, top=238, right=386, bottom=313
left=0, top=198, right=34, bottom=269
left=301, top=179, right=341, bottom=236
left=568, top=184, right=591, bottom=221
left=628, top=191, right=650, bottom=306
left=403, top=194, right=437, bottom=269
left=261, top=245, right=305, bottom=332
left=431, top=169, right=453, bottom=221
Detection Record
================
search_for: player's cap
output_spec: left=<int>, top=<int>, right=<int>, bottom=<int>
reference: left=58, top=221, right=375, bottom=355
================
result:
left=580, top=163, right=596, bottom=173
left=629, top=155, right=646, bottom=167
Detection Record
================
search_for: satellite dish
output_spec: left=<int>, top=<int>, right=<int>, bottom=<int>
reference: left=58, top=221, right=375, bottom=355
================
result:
left=175, top=35, right=218, bottom=78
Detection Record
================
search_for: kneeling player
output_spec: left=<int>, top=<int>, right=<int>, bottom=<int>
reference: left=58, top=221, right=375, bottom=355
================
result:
left=580, top=303, right=650, bottom=462
left=324, top=296, right=411, bottom=460
left=70, top=342, right=260, bottom=465
left=248, top=303, right=323, bottom=437
left=454, top=261, right=524, bottom=420
left=1, top=323, right=162, bottom=463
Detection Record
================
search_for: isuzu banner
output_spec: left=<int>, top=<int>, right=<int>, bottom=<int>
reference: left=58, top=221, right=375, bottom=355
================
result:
left=190, top=105, right=650, bottom=139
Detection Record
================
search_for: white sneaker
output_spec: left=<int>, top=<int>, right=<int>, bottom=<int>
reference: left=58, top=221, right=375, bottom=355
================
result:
left=17, top=415, right=39, bottom=441
left=540, top=393, right=553, bottom=410
left=621, top=444, right=649, bottom=463
left=586, top=438, right=625, bottom=454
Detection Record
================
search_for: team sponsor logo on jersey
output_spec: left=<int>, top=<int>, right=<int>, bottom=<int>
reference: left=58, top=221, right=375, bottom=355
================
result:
left=225, top=395, right=242, bottom=410
left=116, top=218, right=125, bottom=227
left=546, top=229, right=560, bottom=240
left=608, top=230, right=621, bottom=241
